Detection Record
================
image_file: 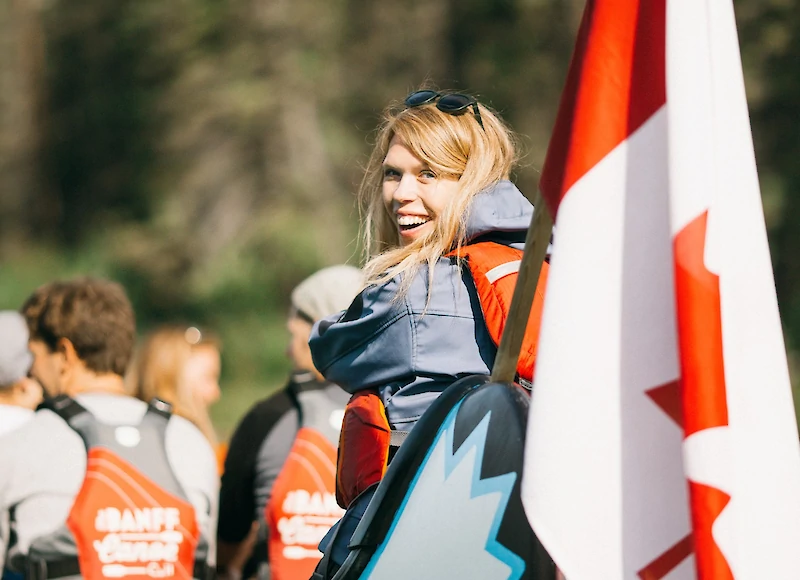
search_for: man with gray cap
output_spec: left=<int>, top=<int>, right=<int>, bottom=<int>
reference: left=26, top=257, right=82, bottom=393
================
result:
left=217, top=265, right=363, bottom=580
left=0, top=311, right=43, bottom=437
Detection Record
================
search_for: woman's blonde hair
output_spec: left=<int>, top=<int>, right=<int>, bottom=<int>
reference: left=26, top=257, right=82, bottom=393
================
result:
left=359, top=91, right=520, bottom=290
left=127, top=326, right=220, bottom=447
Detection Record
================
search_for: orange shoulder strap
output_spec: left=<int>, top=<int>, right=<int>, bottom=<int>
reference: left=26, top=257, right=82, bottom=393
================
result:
left=448, top=242, right=549, bottom=381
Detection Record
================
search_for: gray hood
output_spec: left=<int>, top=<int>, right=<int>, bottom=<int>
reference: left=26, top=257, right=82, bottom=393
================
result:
left=465, top=180, right=533, bottom=241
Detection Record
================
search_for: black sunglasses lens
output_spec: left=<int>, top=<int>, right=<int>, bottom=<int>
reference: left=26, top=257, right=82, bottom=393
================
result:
left=405, top=90, right=441, bottom=107
left=403, top=91, right=485, bottom=130
left=436, top=94, right=473, bottom=113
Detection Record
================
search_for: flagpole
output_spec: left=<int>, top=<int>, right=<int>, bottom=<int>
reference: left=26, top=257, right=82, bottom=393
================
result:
left=490, top=190, right=553, bottom=383
left=490, top=190, right=559, bottom=580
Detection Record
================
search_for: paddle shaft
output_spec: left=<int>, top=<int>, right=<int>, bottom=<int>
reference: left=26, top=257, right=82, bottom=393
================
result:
left=490, top=190, right=553, bottom=383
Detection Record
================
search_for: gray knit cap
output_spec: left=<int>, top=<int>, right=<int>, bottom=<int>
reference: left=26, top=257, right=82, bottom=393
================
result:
left=0, top=311, right=34, bottom=387
left=291, top=265, right=364, bottom=322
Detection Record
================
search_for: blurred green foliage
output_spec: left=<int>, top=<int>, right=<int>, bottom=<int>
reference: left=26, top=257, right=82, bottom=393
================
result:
left=1, top=0, right=798, bottom=437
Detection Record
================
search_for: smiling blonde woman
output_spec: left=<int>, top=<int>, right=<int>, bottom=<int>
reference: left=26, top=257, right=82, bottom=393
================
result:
left=311, top=89, right=532, bottom=434
left=308, top=89, right=541, bottom=576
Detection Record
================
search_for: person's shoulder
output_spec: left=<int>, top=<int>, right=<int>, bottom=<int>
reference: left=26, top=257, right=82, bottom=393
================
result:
left=404, top=256, right=465, bottom=302
left=164, top=414, right=218, bottom=497
left=250, top=387, right=296, bottom=416
left=356, top=276, right=403, bottom=308
left=227, top=387, right=297, bottom=451
left=0, top=405, right=33, bottom=420
left=239, top=387, right=295, bottom=429
left=313, top=276, right=406, bottom=338
left=165, top=414, right=218, bottom=479
left=0, top=406, right=81, bottom=464
left=23, top=406, right=74, bottom=432
left=167, top=413, right=215, bottom=451
left=75, top=393, right=147, bottom=424
left=0, top=406, right=35, bottom=438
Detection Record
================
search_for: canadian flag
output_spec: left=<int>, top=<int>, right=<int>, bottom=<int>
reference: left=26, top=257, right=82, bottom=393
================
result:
left=521, top=0, right=800, bottom=579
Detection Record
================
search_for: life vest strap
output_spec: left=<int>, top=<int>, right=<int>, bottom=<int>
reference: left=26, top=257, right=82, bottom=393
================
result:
left=389, top=430, right=409, bottom=448
left=41, top=394, right=87, bottom=425
left=44, top=394, right=175, bottom=452
left=447, top=241, right=548, bottom=382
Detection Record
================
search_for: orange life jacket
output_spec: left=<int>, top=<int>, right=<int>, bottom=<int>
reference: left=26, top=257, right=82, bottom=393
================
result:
left=29, top=396, right=206, bottom=580
left=264, top=388, right=346, bottom=579
left=335, top=241, right=549, bottom=508
left=447, top=241, right=549, bottom=383
left=334, top=390, right=391, bottom=510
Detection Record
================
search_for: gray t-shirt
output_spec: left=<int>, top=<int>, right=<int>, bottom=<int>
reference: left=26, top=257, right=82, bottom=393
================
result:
left=0, top=393, right=219, bottom=571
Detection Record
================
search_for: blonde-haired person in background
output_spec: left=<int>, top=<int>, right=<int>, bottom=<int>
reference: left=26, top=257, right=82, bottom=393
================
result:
left=129, top=325, right=223, bottom=458
left=309, top=89, right=537, bottom=576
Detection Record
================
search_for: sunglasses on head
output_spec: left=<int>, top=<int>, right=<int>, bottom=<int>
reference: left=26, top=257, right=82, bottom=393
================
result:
left=404, top=90, right=485, bottom=130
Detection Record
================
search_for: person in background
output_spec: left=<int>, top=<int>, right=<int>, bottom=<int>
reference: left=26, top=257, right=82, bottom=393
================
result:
left=128, top=325, right=223, bottom=464
left=0, top=278, right=219, bottom=577
left=0, top=311, right=43, bottom=580
left=217, top=265, right=364, bottom=580
left=0, top=311, right=43, bottom=437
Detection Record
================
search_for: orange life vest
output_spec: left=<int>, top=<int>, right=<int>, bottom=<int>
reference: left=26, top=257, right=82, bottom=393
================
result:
left=447, top=241, right=549, bottom=382
left=264, top=390, right=345, bottom=579
left=334, top=390, right=391, bottom=510
left=30, top=396, right=204, bottom=580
